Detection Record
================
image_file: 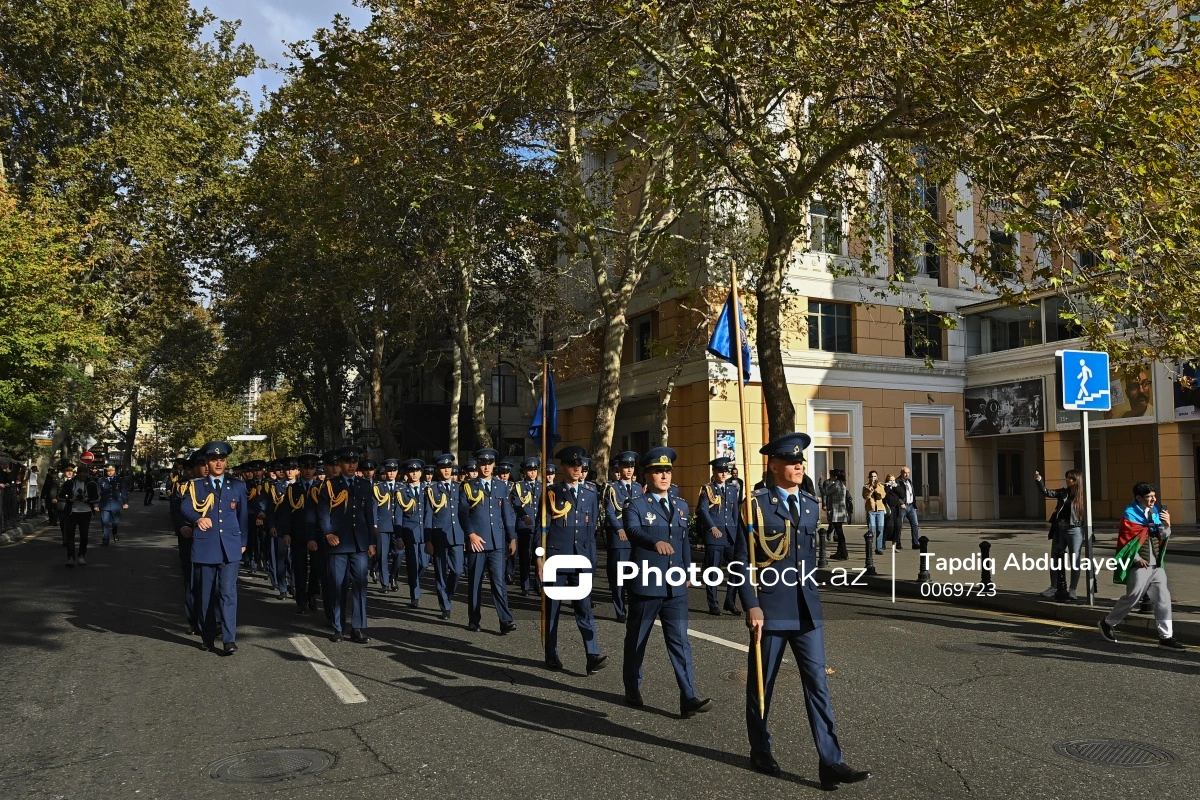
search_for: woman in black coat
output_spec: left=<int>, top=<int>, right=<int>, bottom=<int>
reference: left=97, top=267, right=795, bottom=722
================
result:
left=883, top=473, right=904, bottom=549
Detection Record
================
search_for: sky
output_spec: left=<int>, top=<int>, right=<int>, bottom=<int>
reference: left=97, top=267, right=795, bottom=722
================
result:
left=190, top=0, right=373, bottom=107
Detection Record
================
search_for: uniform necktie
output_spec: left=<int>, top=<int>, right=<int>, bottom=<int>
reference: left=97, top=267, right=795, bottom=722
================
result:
left=484, top=481, right=492, bottom=498
left=788, top=493, right=801, bottom=529
left=660, top=496, right=671, bottom=517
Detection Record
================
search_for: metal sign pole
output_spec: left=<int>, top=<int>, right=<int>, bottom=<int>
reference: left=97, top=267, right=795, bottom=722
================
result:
left=1082, top=410, right=1095, bottom=606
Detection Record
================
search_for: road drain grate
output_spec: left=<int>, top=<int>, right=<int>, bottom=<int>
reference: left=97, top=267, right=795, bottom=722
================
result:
left=1053, top=739, right=1177, bottom=768
left=207, top=748, right=337, bottom=783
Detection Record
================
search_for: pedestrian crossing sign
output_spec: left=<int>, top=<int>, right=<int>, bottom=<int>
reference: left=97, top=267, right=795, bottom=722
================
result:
left=1057, top=349, right=1111, bottom=411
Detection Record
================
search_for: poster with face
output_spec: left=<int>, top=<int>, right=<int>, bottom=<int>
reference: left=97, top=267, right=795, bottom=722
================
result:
left=965, top=379, right=1045, bottom=437
left=1173, top=361, right=1200, bottom=421
left=715, top=430, right=736, bottom=462
left=1103, top=366, right=1154, bottom=420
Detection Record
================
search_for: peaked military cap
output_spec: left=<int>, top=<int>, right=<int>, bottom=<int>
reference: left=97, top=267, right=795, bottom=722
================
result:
left=451, top=465, right=461, bottom=476
left=555, top=445, right=587, bottom=466
left=316, top=465, right=326, bottom=475
left=281, top=456, right=300, bottom=470
left=709, top=457, right=733, bottom=470
left=759, top=432, right=811, bottom=462
left=298, top=453, right=320, bottom=468
left=173, top=457, right=186, bottom=465
left=403, top=458, right=424, bottom=471
left=464, top=459, right=479, bottom=470
left=520, top=457, right=541, bottom=471
left=434, top=453, right=455, bottom=467
left=474, top=448, right=498, bottom=463
left=422, top=465, right=435, bottom=475
left=496, top=462, right=513, bottom=474
left=382, top=458, right=401, bottom=471
left=188, top=450, right=207, bottom=468
left=201, top=441, right=233, bottom=459
left=321, top=450, right=338, bottom=465
left=546, top=464, right=557, bottom=475
left=360, top=459, right=377, bottom=471
left=641, top=447, right=677, bottom=469
left=614, top=451, right=639, bottom=467
left=337, top=446, right=359, bottom=462
left=268, top=459, right=284, bottom=472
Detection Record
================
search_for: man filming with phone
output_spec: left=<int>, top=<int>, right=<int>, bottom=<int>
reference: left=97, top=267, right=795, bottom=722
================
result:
left=1099, top=482, right=1185, bottom=649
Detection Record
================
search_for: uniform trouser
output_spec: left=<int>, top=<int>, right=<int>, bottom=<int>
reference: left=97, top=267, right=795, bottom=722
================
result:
left=517, top=528, right=537, bottom=591
left=326, top=551, right=369, bottom=632
left=99, top=509, right=121, bottom=542
left=244, top=524, right=261, bottom=567
left=63, top=511, right=91, bottom=558
left=292, top=544, right=318, bottom=610
left=374, top=529, right=393, bottom=587
left=269, top=535, right=290, bottom=593
left=623, top=593, right=697, bottom=700
left=401, top=529, right=429, bottom=600
left=177, top=535, right=196, bottom=626
left=546, top=573, right=600, bottom=658
left=194, top=560, right=239, bottom=644
left=1105, top=566, right=1172, bottom=638
left=747, top=628, right=843, bottom=765
left=607, top=545, right=632, bottom=617
left=704, top=544, right=739, bottom=611
left=433, top=538, right=464, bottom=611
left=467, top=548, right=513, bottom=626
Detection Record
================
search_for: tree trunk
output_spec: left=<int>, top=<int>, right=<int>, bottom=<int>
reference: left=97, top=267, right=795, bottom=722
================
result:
left=370, top=327, right=400, bottom=455
left=456, top=320, right=492, bottom=450
left=448, top=338, right=463, bottom=457
left=655, top=372, right=676, bottom=448
left=326, top=356, right=345, bottom=448
left=123, top=386, right=140, bottom=470
left=756, top=222, right=797, bottom=438
left=588, top=312, right=627, bottom=470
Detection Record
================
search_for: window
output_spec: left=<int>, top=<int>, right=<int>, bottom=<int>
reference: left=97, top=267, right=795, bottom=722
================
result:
left=633, top=315, right=655, bottom=361
left=989, top=228, right=1017, bottom=278
left=891, top=177, right=941, bottom=282
left=491, top=362, right=517, bottom=405
left=809, top=202, right=843, bottom=255
left=1045, top=297, right=1083, bottom=343
left=1075, top=249, right=1098, bottom=272
left=904, top=311, right=943, bottom=360
left=807, top=301, right=853, bottom=353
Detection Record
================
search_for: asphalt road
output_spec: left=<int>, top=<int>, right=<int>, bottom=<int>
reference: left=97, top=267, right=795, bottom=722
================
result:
left=2, top=504, right=1198, bottom=799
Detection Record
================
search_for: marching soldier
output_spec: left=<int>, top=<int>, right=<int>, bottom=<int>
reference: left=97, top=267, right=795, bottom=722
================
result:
left=95, top=464, right=130, bottom=545
left=242, top=460, right=265, bottom=573
left=317, top=447, right=378, bottom=643
left=288, top=453, right=321, bottom=614
left=541, top=446, right=607, bottom=674
left=373, top=458, right=399, bottom=593
left=622, top=447, right=712, bottom=718
left=421, top=464, right=435, bottom=487
left=733, top=433, right=870, bottom=789
left=397, top=458, right=427, bottom=607
left=267, top=457, right=301, bottom=601
left=458, top=448, right=517, bottom=633
left=171, top=450, right=207, bottom=634
left=697, top=456, right=741, bottom=616
left=425, top=454, right=465, bottom=620
left=604, top=451, right=641, bottom=623
left=180, top=441, right=248, bottom=655
left=497, top=462, right=516, bottom=584
left=510, top=457, right=543, bottom=596
left=464, top=459, right=479, bottom=482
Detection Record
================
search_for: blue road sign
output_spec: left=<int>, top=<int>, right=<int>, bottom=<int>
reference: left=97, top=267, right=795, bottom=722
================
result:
left=1059, top=350, right=1111, bottom=411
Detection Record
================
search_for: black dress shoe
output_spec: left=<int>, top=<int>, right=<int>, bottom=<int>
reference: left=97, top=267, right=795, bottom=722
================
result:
left=186, top=626, right=197, bottom=636
left=350, top=629, right=370, bottom=644
left=680, top=696, right=714, bottom=717
left=222, top=642, right=238, bottom=655
left=545, top=655, right=564, bottom=671
left=723, top=605, right=739, bottom=616
left=467, top=623, right=481, bottom=632
left=410, top=598, right=419, bottom=608
left=200, top=640, right=215, bottom=652
left=819, top=762, right=871, bottom=790
left=331, top=630, right=344, bottom=642
left=296, top=606, right=311, bottom=615
left=500, top=621, right=518, bottom=634
left=278, top=592, right=287, bottom=601
left=625, top=690, right=644, bottom=708
left=308, top=599, right=318, bottom=611
left=708, top=607, right=722, bottom=616
left=439, top=610, right=451, bottom=620
left=586, top=654, right=608, bottom=674
left=616, top=614, right=627, bottom=623
left=749, top=750, right=781, bottom=776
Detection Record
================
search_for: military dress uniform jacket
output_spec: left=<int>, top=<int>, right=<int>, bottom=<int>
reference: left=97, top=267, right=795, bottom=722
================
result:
left=372, top=481, right=396, bottom=535
left=395, top=482, right=425, bottom=541
left=180, top=477, right=250, bottom=564
left=543, top=482, right=599, bottom=561
left=457, top=478, right=515, bottom=551
left=96, top=476, right=129, bottom=512
left=424, top=481, right=465, bottom=547
left=623, top=493, right=692, bottom=598
left=732, top=487, right=825, bottom=633
left=510, top=480, right=542, bottom=528
left=317, top=475, right=379, bottom=554
left=696, top=480, right=741, bottom=547
left=604, top=480, right=643, bottom=549
left=272, top=481, right=309, bottom=542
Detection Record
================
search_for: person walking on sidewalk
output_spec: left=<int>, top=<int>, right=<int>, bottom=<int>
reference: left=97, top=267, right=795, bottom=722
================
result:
left=1098, top=482, right=1185, bottom=649
left=58, top=464, right=99, bottom=567
left=821, top=469, right=851, bottom=560
left=862, top=471, right=887, bottom=555
left=1035, top=468, right=1086, bottom=601
left=896, top=466, right=921, bottom=548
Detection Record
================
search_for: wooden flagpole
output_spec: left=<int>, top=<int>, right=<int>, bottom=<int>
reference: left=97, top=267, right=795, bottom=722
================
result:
left=539, top=356, right=549, bottom=649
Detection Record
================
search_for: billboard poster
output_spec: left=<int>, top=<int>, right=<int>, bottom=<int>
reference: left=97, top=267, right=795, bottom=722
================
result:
left=965, top=379, right=1045, bottom=437
left=715, top=429, right=736, bottom=462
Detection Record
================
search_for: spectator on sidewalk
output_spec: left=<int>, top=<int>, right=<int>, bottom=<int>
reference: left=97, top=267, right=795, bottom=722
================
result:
left=25, top=466, right=40, bottom=516
left=883, top=473, right=904, bottom=549
left=41, top=468, right=60, bottom=524
left=59, top=464, right=100, bottom=567
left=822, top=469, right=851, bottom=560
left=1035, top=468, right=1086, bottom=601
left=896, top=466, right=921, bottom=548
left=862, top=471, right=887, bottom=554
left=1099, top=482, right=1184, bottom=649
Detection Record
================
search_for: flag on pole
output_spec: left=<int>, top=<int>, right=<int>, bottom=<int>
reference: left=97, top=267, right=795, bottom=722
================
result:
left=707, top=290, right=751, bottom=383
left=528, top=368, right=559, bottom=450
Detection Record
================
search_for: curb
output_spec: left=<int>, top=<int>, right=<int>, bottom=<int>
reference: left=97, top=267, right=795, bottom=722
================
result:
left=829, top=568, right=1200, bottom=647
left=0, top=520, right=39, bottom=545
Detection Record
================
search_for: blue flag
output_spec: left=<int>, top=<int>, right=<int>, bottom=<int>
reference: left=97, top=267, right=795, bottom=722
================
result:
left=528, top=369, right=559, bottom=450
left=707, top=290, right=751, bottom=383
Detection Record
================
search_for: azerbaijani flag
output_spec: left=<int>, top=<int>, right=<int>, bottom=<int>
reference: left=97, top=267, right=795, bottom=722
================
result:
left=1112, top=503, right=1165, bottom=584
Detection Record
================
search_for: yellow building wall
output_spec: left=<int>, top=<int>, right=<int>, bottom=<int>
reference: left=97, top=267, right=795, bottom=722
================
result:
left=1097, top=425, right=1156, bottom=520
left=1157, top=423, right=1196, bottom=524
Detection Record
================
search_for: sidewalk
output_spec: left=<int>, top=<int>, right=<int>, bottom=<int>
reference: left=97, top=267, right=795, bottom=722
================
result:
left=824, top=518, right=1200, bottom=644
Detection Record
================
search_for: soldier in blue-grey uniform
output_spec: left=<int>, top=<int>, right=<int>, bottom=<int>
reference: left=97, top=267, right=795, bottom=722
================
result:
left=732, top=432, right=870, bottom=789
left=424, top=454, right=465, bottom=620
left=287, top=453, right=321, bottom=614
left=604, top=451, right=642, bottom=622
left=171, top=450, right=207, bottom=634
left=180, top=441, right=249, bottom=655
left=540, top=446, right=608, bottom=674
left=95, top=464, right=129, bottom=545
left=372, top=458, right=399, bottom=593
left=267, top=457, right=303, bottom=601
left=622, top=447, right=713, bottom=718
left=496, top=462, right=516, bottom=583
left=697, top=456, right=742, bottom=615
left=318, top=447, right=378, bottom=643
left=396, top=458, right=427, bottom=607
left=458, top=448, right=517, bottom=633
left=510, top=457, right=543, bottom=596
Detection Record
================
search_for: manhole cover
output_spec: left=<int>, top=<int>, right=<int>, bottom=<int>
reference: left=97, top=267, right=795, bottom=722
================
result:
left=722, top=668, right=797, bottom=684
left=937, top=642, right=1007, bottom=655
left=1053, top=740, right=1177, bottom=768
left=207, top=748, right=337, bottom=783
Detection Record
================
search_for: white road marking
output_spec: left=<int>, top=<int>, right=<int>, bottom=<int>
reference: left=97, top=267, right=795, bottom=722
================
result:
left=652, top=619, right=749, bottom=652
left=289, top=635, right=367, bottom=704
